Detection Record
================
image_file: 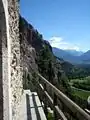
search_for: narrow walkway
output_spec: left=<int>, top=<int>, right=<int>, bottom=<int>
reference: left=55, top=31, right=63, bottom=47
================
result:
left=24, top=90, right=47, bottom=120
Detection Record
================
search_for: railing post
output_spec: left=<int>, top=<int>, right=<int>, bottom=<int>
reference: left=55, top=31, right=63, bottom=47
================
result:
left=37, top=78, right=40, bottom=94
left=54, top=93, right=59, bottom=120
left=43, top=83, right=48, bottom=118
left=38, top=78, right=43, bottom=104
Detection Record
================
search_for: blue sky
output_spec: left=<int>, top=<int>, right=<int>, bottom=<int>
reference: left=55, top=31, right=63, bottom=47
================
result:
left=20, top=0, right=90, bottom=52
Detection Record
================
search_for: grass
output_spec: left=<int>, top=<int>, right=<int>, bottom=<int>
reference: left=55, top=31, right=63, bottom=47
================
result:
left=72, top=87, right=90, bottom=100
left=69, top=76, right=90, bottom=100
left=47, top=112, right=54, bottom=120
left=70, top=76, right=90, bottom=83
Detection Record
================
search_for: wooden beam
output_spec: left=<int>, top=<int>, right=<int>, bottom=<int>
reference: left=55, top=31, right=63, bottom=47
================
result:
left=37, top=73, right=90, bottom=120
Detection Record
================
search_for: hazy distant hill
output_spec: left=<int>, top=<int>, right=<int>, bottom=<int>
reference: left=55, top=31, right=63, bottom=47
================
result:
left=52, top=47, right=80, bottom=64
left=79, top=50, right=90, bottom=64
left=53, top=47, right=90, bottom=64
left=65, top=49, right=83, bottom=56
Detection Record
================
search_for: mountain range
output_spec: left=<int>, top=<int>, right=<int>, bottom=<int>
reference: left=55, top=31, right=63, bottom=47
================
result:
left=53, top=47, right=90, bottom=64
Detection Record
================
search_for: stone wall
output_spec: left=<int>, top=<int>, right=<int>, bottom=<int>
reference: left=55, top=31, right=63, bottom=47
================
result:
left=0, top=0, right=9, bottom=119
left=8, top=0, right=23, bottom=120
left=0, top=0, right=23, bottom=120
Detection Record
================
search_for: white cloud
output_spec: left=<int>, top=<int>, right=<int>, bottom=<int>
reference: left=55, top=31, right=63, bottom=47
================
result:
left=49, top=36, right=80, bottom=51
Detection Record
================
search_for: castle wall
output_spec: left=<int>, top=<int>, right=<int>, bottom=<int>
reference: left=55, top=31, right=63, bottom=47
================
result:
left=0, top=0, right=23, bottom=120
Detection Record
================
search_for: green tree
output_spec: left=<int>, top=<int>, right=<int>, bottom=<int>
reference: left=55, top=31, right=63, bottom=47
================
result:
left=37, top=45, right=53, bottom=78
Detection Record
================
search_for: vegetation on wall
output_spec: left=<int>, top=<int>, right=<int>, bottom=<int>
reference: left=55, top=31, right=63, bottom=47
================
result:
left=37, top=43, right=71, bottom=96
left=37, top=45, right=54, bottom=80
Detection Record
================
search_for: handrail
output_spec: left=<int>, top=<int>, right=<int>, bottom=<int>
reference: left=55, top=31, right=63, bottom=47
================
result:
left=39, top=83, right=67, bottom=120
left=37, top=73, right=90, bottom=120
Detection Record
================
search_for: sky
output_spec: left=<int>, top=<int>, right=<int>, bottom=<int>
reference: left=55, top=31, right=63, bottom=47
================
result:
left=20, top=0, right=90, bottom=52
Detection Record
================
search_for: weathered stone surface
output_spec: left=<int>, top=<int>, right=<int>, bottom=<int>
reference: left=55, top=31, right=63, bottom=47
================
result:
left=0, top=0, right=23, bottom=120
left=0, top=0, right=9, bottom=120
left=8, top=0, right=23, bottom=120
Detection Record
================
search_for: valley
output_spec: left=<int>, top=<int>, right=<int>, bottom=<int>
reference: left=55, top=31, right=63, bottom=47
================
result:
left=53, top=48, right=90, bottom=109
left=70, top=76, right=90, bottom=100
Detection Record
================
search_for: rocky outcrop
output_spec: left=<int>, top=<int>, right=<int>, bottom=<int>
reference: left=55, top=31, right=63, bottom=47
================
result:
left=20, top=16, right=70, bottom=95
left=20, top=16, right=53, bottom=73
left=20, top=16, right=38, bottom=73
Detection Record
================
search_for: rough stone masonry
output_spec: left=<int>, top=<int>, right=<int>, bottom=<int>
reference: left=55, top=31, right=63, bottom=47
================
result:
left=0, top=0, right=23, bottom=120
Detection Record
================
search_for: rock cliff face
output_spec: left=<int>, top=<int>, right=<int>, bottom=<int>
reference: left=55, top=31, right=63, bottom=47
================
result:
left=20, top=16, right=38, bottom=73
left=0, top=1, right=23, bottom=120
left=20, top=16, right=53, bottom=74
left=20, top=16, right=70, bottom=94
